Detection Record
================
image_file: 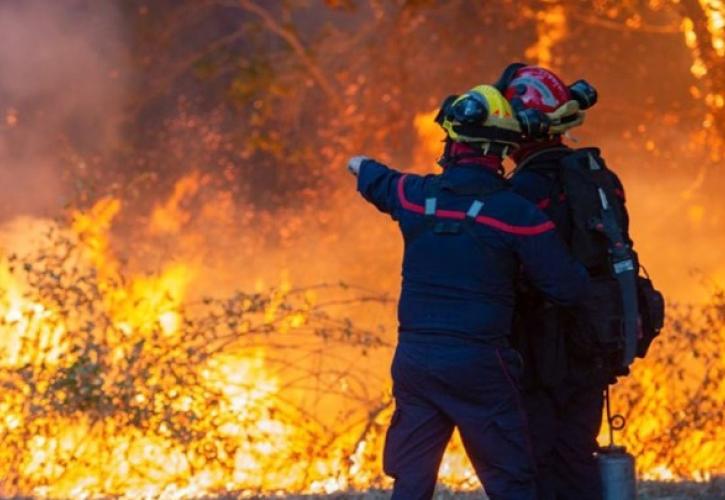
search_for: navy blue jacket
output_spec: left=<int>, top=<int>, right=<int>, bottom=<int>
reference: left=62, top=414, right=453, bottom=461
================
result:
left=510, top=147, right=631, bottom=385
left=357, top=159, right=589, bottom=343
left=510, top=147, right=631, bottom=256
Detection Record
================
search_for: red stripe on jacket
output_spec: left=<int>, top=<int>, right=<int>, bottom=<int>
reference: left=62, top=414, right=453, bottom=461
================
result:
left=397, top=175, right=555, bottom=236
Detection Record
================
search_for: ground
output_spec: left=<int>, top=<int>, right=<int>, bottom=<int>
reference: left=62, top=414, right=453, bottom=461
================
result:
left=227, top=479, right=725, bottom=499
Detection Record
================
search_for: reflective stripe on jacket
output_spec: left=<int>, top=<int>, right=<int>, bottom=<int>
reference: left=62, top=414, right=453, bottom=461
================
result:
left=357, top=159, right=589, bottom=343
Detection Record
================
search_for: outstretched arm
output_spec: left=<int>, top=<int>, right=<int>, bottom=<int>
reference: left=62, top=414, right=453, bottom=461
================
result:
left=347, top=156, right=403, bottom=218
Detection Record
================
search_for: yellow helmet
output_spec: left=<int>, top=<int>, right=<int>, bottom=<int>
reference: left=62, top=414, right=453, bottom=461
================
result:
left=435, top=84, right=523, bottom=151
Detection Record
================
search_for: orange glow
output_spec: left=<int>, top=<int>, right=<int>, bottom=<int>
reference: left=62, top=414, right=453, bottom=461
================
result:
left=1, top=3, right=725, bottom=496
left=680, top=1, right=725, bottom=120
left=0, top=103, right=723, bottom=497
left=150, top=171, right=205, bottom=234
left=0, top=185, right=395, bottom=497
left=524, top=5, right=568, bottom=68
left=412, top=109, right=445, bottom=169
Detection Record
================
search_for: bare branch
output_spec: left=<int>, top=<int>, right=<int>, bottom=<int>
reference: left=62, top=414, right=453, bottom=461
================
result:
left=234, top=0, right=342, bottom=105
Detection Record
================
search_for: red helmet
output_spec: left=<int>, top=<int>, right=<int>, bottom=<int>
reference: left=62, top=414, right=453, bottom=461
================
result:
left=494, top=63, right=598, bottom=138
left=501, top=65, right=571, bottom=112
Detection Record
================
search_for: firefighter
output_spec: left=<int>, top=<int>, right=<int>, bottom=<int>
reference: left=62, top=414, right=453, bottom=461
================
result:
left=347, top=85, right=589, bottom=500
left=497, top=63, right=634, bottom=500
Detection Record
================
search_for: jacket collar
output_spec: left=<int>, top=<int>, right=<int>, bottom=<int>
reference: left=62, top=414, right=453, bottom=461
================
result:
left=440, top=164, right=507, bottom=195
left=513, top=145, right=573, bottom=172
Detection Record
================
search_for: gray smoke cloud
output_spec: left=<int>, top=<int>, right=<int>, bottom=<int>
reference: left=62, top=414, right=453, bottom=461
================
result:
left=0, top=0, right=127, bottom=218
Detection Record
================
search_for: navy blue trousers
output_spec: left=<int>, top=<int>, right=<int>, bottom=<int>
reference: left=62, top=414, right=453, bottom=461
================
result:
left=523, top=378, right=606, bottom=500
left=383, top=339, right=537, bottom=500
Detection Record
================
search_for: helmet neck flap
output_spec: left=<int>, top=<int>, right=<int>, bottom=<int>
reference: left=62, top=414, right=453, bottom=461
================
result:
left=439, top=140, right=505, bottom=176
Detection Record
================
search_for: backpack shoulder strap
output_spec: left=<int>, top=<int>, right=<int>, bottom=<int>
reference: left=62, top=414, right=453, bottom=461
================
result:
left=559, top=147, right=605, bottom=171
left=513, top=146, right=571, bottom=173
left=512, top=147, right=569, bottom=210
left=559, top=148, right=640, bottom=369
left=559, top=148, right=625, bottom=224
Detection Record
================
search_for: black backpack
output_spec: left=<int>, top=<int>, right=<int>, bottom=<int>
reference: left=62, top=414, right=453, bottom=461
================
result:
left=554, top=149, right=665, bottom=374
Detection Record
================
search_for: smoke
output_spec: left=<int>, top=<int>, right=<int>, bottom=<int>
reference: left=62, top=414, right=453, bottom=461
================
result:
left=0, top=0, right=127, bottom=218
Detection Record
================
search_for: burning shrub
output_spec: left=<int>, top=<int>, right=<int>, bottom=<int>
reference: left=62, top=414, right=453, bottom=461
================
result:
left=608, top=289, right=725, bottom=480
left=0, top=204, right=724, bottom=498
left=0, top=225, right=393, bottom=497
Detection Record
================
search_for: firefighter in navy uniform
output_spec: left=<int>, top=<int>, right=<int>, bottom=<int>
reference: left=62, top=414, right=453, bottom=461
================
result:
left=347, top=85, right=589, bottom=500
left=496, top=64, right=648, bottom=500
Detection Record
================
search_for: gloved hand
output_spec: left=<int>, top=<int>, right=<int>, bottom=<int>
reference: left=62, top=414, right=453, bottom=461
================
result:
left=347, top=155, right=369, bottom=176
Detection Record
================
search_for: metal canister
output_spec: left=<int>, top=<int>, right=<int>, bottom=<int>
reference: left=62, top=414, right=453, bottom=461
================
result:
left=597, top=445, right=636, bottom=500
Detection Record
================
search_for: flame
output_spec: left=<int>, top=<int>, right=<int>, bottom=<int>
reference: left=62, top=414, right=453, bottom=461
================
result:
left=700, top=0, right=725, bottom=57
left=1, top=106, right=720, bottom=498
left=524, top=5, right=568, bottom=68
left=412, top=109, right=445, bottom=169
left=680, top=1, right=725, bottom=124
left=0, top=197, right=307, bottom=497
left=0, top=185, right=397, bottom=497
left=601, top=292, right=725, bottom=480
left=1, top=4, right=725, bottom=494
left=150, top=172, right=205, bottom=235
